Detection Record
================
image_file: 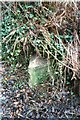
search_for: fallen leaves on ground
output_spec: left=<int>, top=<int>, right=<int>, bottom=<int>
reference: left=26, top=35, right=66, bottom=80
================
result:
left=1, top=65, right=80, bottom=120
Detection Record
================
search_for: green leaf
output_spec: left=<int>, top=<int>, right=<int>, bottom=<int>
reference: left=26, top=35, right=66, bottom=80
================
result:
left=66, top=81, right=70, bottom=85
left=11, top=52, right=13, bottom=56
left=34, top=17, right=38, bottom=20
left=17, top=9, right=20, bottom=13
left=41, top=21, right=46, bottom=25
left=31, top=25, right=35, bottom=30
left=29, top=14, right=34, bottom=18
left=25, top=5, right=33, bottom=9
left=50, top=33, right=54, bottom=39
left=59, top=35, right=64, bottom=39
left=65, top=35, right=70, bottom=39
left=71, top=92, right=74, bottom=95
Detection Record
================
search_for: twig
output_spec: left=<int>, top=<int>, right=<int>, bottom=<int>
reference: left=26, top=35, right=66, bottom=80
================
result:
left=43, top=46, right=77, bottom=72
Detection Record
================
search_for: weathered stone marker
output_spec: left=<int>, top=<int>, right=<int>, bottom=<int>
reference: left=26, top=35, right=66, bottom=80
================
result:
left=28, top=55, right=49, bottom=87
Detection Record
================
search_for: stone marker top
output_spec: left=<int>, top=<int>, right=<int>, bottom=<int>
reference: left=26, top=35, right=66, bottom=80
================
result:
left=28, top=56, right=47, bottom=68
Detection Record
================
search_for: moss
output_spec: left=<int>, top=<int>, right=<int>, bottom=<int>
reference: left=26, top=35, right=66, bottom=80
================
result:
left=28, top=64, right=49, bottom=87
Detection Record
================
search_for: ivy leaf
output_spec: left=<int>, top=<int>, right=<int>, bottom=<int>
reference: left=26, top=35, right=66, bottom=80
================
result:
left=25, top=5, right=33, bottom=9
left=34, top=17, right=38, bottom=20
left=29, top=14, right=34, bottom=18
left=65, top=35, right=70, bottom=39
left=50, top=33, right=54, bottom=39
left=31, top=25, right=35, bottom=30
left=65, top=35, right=73, bottom=42
left=71, top=92, right=74, bottom=95
left=66, top=81, right=70, bottom=85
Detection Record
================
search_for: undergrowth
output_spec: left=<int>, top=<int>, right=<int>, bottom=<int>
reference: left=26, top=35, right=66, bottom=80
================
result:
left=1, top=1, right=80, bottom=95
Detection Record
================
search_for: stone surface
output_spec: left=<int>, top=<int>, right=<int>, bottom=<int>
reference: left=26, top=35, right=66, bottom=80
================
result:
left=28, top=56, right=49, bottom=87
